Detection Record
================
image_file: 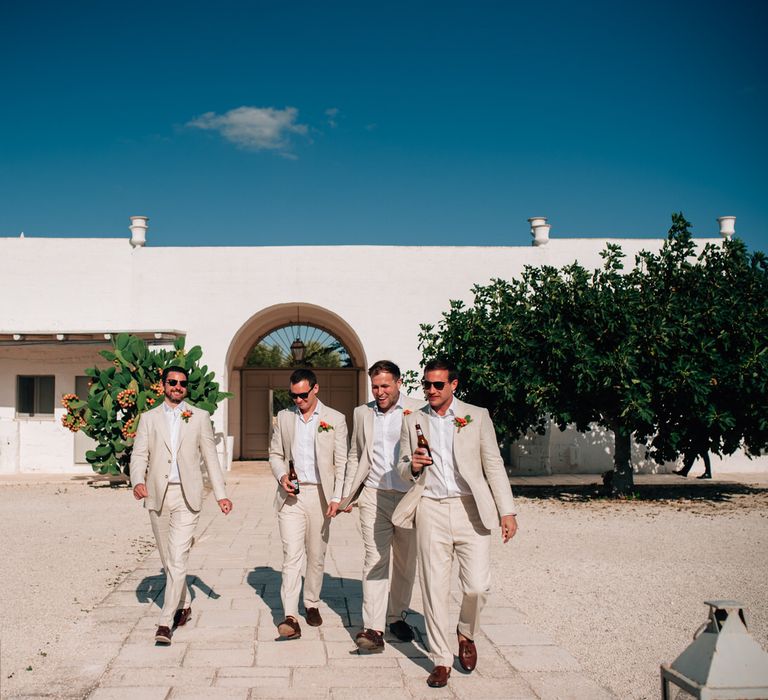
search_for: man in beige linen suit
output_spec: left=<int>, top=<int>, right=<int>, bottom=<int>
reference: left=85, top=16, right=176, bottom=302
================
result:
left=269, top=368, right=348, bottom=640
left=338, top=360, right=424, bottom=652
left=394, top=358, right=517, bottom=688
left=130, top=366, right=233, bottom=645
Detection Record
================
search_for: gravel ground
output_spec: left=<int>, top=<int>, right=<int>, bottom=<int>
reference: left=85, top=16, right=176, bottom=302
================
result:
left=0, top=480, right=154, bottom=697
left=1, top=479, right=766, bottom=700
left=494, top=487, right=768, bottom=700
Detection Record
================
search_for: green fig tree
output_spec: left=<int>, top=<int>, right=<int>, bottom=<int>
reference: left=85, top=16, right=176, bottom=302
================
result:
left=61, top=333, right=231, bottom=478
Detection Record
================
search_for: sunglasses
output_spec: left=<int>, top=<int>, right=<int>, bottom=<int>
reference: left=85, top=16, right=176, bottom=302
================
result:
left=166, top=379, right=188, bottom=388
left=289, top=390, right=312, bottom=400
left=422, top=380, right=448, bottom=390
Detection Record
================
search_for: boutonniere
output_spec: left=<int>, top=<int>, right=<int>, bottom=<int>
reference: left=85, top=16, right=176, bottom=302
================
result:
left=318, top=421, right=333, bottom=433
left=454, top=415, right=473, bottom=431
left=181, top=409, right=193, bottom=423
left=403, top=409, right=412, bottom=416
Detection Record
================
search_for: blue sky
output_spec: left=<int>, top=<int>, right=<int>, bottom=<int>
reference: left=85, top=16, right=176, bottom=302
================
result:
left=1, top=0, right=766, bottom=249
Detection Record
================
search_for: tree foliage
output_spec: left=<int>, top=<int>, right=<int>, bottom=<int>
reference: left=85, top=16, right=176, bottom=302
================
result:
left=417, top=214, right=768, bottom=495
left=61, top=334, right=230, bottom=477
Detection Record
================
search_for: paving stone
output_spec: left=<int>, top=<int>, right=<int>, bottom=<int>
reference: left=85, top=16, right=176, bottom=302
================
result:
left=196, top=609, right=259, bottom=627
left=450, top=671, right=538, bottom=698
left=111, top=642, right=188, bottom=667
left=89, top=687, right=170, bottom=700
left=217, top=667, right=290, bottom=678
left=169, top=688, right=249, bottom=699
left=256, top=640, right=326, bottom=666
left=498, top=644, right=581, bottom=672
left=183, top=647, right=255, bottom=667
left=522, top=671, right=617, bottom=699
left=214, top=675, right=290, bottom=688
left=248, top=688, right=329, bottom=699
left=100, top=666, right=215, bottom=687
left=294, top=666, right=404, bottom=689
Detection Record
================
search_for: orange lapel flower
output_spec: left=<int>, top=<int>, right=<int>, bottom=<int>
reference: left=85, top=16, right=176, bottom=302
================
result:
left=454, top=415, right=472, bottom=432
left=181, top=409, right=193, bottom=423
left=318, top=420, right=333, bottom=433
left=403, top=409, right=412, bottom=416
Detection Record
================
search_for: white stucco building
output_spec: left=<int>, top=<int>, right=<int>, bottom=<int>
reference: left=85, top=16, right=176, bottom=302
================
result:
left=1, top=214, right=763, bottom=476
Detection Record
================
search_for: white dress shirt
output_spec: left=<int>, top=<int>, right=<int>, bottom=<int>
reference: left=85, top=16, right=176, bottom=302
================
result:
left=292, top=401, right=322, bottom=485
left=423, top=397, right=472, bottom=499
left=162, top=400, right=186, bottom=484
left=365, top=395, right=410, bottom=492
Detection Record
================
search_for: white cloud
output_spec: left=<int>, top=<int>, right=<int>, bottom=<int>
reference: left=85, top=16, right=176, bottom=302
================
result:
left=325, top=107, right=339, bottom=128
left=187, top=106, right=308, bottom=154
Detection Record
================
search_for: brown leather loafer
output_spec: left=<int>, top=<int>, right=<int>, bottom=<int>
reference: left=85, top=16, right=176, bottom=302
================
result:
left=355, top=628, right=384, bottom=652
left=173, top=607, right=191, bottom=628
left=154, top=625, right=172, bottom=645
left=427, top=665, right=451, bottom=687
left=276, top=616, right=302, bottom=640
left=305, top=607, right=323, bottom=627
left=457, top=631, right=477, bottom=672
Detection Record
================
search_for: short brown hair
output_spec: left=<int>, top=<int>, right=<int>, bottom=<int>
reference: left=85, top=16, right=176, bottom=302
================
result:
left=423, top=358, right=458, bottom=382
left=368, top=360, right=401, bottom=380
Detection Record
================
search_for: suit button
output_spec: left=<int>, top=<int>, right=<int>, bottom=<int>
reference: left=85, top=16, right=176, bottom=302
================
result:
left=168, top=459, right=171, bottom=464
left=165, top=475, right=168, bottom=479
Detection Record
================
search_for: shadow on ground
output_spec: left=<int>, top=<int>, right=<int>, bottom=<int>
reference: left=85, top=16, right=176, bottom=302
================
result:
left=513, top=481, right=768, bottom=502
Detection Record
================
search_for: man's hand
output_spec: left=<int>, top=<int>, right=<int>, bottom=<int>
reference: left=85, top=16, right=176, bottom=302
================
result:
left=501, top=514, right=518, bottom=543
left=218, top=498, right=233, bottom=515
left=411, top=448, right=433, bottom=472
left=280, top=474, right=297, bottom=495
left=326, top=501, right=339, bottom=518
left=133, top=483, right=148, bottom=500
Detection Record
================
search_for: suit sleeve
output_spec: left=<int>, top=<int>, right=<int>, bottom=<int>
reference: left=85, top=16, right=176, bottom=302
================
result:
left=479, top=409, right=516, bottom=517
left=396, top=414, right=423, bottom=483
left=129, top=410, right=150, bottom=486
left=269, top=412, right=288, bottom=484
left=199, top=411, right=227, bottom=502
left=331, top=413, right=349, bottom=502
left=342, top=409, right=361, bottom=499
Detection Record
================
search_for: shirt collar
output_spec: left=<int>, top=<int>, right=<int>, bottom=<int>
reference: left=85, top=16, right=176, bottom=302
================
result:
left=428, top=397, right=456, bottom=419
left=294, top=399, right=322, bottom=421
left=373, top=393, right=404, bottom=417
left=163, top=400, right=186, bottom=414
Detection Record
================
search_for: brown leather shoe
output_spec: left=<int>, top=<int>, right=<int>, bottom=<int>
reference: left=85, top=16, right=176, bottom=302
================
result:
left=427, top=666, right=451, bottom=687
left=355, top=628, right=384, bottom=652
left=457, top=631, right=477, bottom=672
left=305, top=607, right=323, bottom=626
left=173, top=607, right=191, bottom=628
left=276, top=616, right=301, bottom=640
left=154, top=625, right=172, bottom=644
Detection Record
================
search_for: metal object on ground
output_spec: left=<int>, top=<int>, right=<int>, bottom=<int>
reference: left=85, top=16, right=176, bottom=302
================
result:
left=661, top=600, right=768, bottom=699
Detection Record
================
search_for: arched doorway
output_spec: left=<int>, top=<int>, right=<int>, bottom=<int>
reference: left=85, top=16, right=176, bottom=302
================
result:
left=226, top=304, right=367, bottom=460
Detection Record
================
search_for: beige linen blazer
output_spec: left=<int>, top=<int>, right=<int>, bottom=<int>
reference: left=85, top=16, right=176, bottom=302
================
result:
left=268, top=401, right=348, bottom=511
left=129, top=403, right=227, bottom=512
left=391, top=397, right=515, bottom=530
left=338, top=394, right=425, bottom=511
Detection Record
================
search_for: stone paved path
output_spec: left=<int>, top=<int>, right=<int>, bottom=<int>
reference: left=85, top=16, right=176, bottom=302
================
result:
left=41, top=463, right=616, bottom=699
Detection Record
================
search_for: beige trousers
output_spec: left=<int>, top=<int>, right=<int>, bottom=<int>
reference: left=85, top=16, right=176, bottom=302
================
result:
left=416, top=495, right=491, bottom=667
left=358, top=486, right=416, bottom=632
left=277, top=484, right=330, bottom=619
left=149, top=484, right=199, bottom=627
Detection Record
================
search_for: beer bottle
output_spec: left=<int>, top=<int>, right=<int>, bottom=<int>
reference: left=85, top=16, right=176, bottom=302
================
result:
left=415, top=423, right=432, bottom=461
left=288, top=459, right=300, bottom=494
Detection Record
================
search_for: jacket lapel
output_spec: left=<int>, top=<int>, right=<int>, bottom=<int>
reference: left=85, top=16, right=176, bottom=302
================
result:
left=176, top=404, right=191, bottom=451
left=155, top=405, right=172, bottom=453
left=364, top=404, right=375, bottom=464
left=284, top=409, right=296, bottom=461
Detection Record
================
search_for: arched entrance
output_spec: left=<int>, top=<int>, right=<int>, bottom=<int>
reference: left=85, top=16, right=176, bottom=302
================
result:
left=226, top=303, right=367, bottom=460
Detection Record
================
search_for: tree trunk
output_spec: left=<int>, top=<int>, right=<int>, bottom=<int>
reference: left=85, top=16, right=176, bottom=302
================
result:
left=603, top=425, right=635, bottom=496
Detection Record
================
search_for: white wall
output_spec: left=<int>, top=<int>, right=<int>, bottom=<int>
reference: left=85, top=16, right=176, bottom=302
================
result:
left=2, top=234, right=765, bottom=475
